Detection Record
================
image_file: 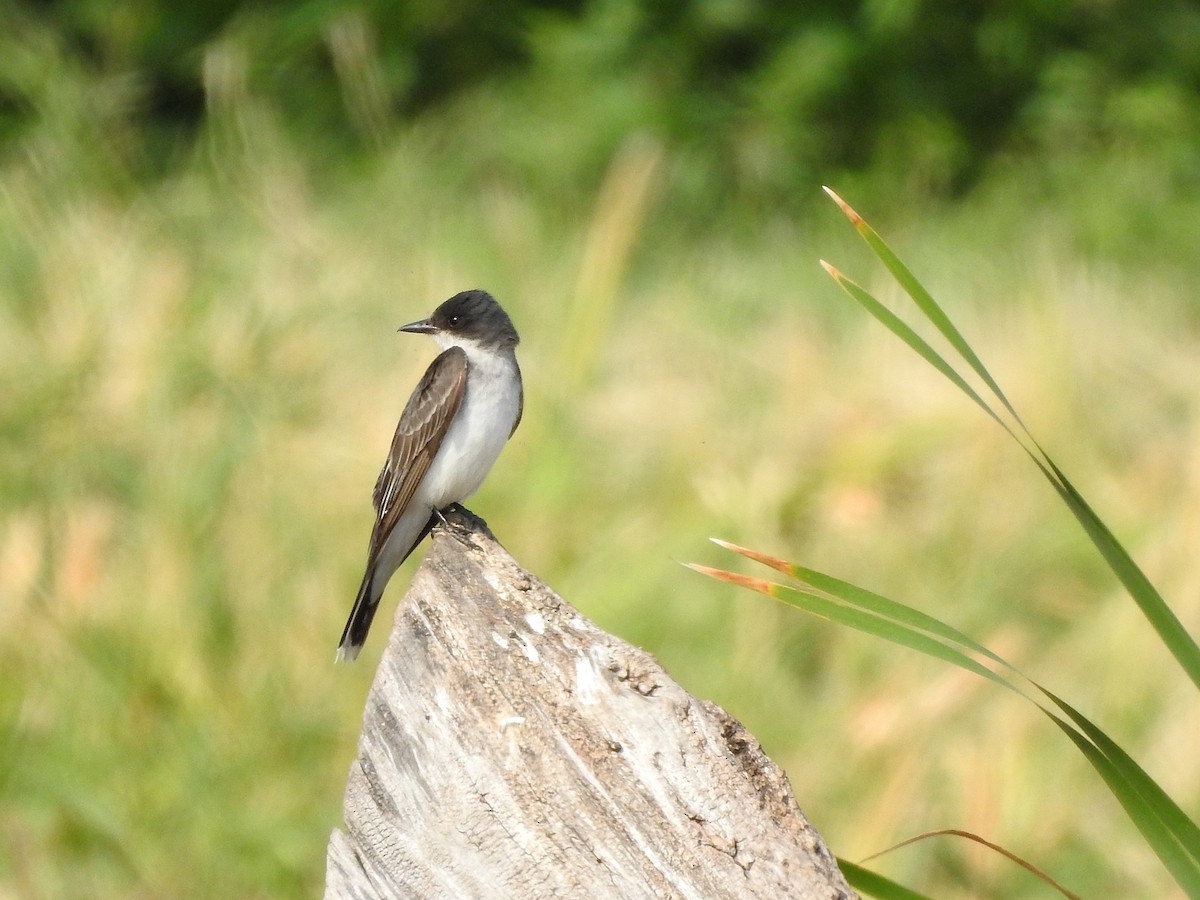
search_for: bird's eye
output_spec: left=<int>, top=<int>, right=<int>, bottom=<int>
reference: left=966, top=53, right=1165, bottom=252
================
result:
left=448, top=316, right=460, bottom=327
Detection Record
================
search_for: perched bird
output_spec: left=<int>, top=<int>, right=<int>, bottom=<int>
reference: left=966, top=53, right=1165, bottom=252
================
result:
left=337, top=290, right=523, bottom=662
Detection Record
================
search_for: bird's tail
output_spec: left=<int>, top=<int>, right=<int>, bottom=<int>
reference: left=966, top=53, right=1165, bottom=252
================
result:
left=336, top=513, right=437, bottom=663
left=336, top=570, right=380, bottom=663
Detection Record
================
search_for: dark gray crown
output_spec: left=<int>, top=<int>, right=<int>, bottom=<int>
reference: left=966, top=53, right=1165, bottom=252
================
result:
left=430, top=290, right=519, bottom=348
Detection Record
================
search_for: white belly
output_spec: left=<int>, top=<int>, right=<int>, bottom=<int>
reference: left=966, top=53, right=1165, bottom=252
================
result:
left=417, top=348, right=521, bottom=507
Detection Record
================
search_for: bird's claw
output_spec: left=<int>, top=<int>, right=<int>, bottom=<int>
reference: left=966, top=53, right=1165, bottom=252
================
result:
left=433, top=504, right=482, bottom=551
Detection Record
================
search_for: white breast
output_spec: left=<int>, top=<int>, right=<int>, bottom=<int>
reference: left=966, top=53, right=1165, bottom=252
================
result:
left=416, top=343, right=521, bottom=507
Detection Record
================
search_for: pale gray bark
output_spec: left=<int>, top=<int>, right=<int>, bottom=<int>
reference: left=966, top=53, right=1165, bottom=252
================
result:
left=325, top=506, right=854, bottom=900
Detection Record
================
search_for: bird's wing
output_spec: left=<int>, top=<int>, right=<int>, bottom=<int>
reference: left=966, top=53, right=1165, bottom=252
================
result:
left=367, top=347, right=468, bottom=560
left=510, top=357, right=524, bottom=437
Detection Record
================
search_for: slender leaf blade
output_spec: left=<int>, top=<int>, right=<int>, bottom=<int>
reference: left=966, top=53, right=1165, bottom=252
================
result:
left=820, top=262, right=1006, bottom=432
left=823, top=186, right=1025, bottom=427
left=790, top=562, right=1012, bottom=671
left=694, top=553, right=1200, bottom=893
left=685, top=565, right=1024, bottom=698
left=713, top=538, right=1033, bottom=682
left=861, top=830, right=1082, bottom=900
left=823, top=188, right=1200, bottom=692
left=1045, top=714, right=1200, bottom=896
left=1048, top=467, right=1200, bottom=690
left=1041, top=688, right=1200, bottom=861
left=838, top=859, right=934, bottom=900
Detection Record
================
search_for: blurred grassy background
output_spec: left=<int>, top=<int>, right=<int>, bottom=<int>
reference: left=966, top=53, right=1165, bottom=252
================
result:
left=1, top=2, right=1198, bottom=897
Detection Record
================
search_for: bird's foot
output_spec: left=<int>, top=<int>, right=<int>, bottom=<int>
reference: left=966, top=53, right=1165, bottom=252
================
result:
left=433, top=504, right=482, bottom=551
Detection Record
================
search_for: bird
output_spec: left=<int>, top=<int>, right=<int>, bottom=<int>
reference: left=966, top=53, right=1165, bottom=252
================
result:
left=337, top=289, right=523, bottom=662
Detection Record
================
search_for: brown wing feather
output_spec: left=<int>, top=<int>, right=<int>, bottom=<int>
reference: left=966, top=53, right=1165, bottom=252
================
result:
left=367, top=347, right=468, bottom=562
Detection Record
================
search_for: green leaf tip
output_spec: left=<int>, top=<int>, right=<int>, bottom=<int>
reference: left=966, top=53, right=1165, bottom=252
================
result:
left=820, top=259, right=846, bottom=281
left=822, top=185, right=863, bottom=226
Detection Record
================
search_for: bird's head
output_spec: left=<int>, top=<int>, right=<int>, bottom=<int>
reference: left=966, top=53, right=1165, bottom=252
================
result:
left=399, top=290, right=519, bottom=352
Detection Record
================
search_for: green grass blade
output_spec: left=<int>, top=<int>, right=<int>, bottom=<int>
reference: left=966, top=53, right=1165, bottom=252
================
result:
left=784, top=551, right=1200, bottom=867
left=685, top=565, right=1026, bottom=698
left=1044, top=714, right=1200, bottom=896
left=790, top=563, right=1010, bottom=671
left=769, top=585, right=1016, bottom=692
left=1002, top=433, right=1200, bottom=690
left=822, top=262, right=1060, bottom=488
left=713, top=539, right=1029, bottom=680
left=822, top=189, right=1200, bottom=693
left=838, top=859, right=934, bottom=900
left=692, top=554, right=1200, bottom=893
left=821, top=261, right=1005, bottom=431
left=1040, top=688, right=1200, bottom=861
left=1045, top=465, right=1200, bottom=690
left=823, top=186, right=1026, bottom=429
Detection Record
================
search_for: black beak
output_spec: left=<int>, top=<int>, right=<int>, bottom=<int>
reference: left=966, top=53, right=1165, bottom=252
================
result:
left=398, top=318, right=437, bottom=334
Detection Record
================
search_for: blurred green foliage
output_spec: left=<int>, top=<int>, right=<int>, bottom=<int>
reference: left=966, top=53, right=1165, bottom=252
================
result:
left=7, top=0, right=1200, bottom=203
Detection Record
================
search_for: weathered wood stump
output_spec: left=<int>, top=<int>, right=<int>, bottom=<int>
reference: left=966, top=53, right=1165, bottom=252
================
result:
left=325, top=506, right=854, bottom=899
